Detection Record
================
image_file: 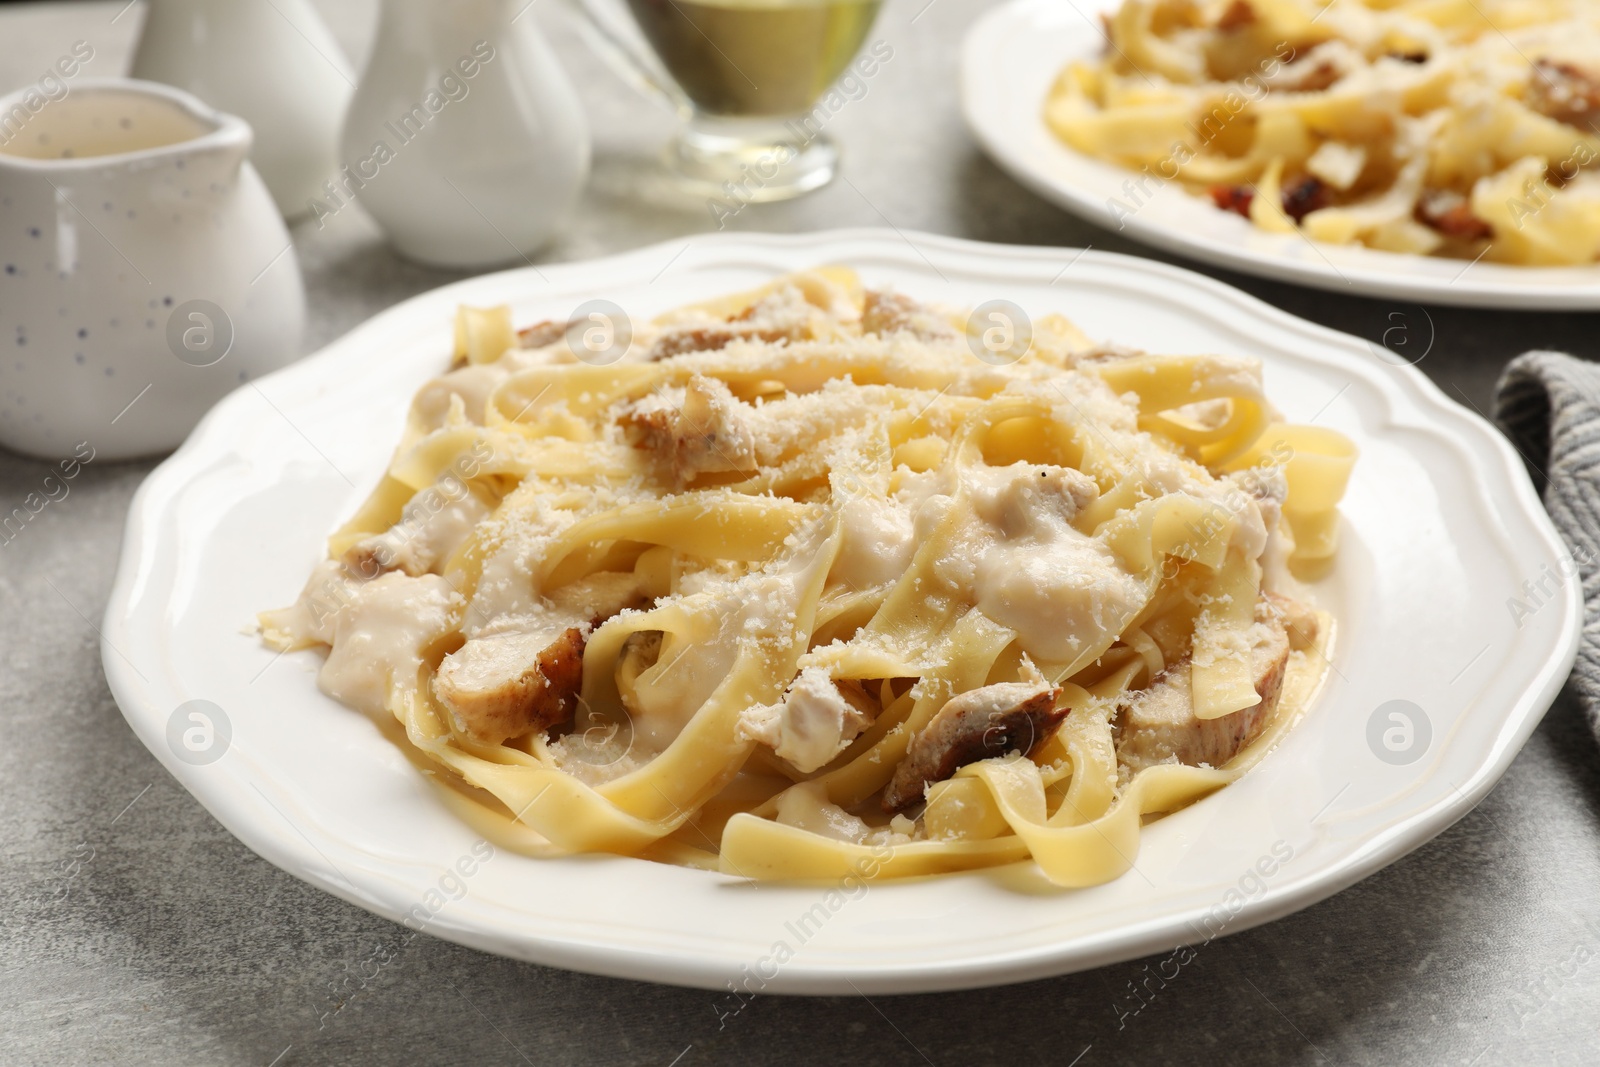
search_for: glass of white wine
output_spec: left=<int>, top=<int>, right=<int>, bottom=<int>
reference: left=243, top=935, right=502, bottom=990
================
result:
left=570, top=0, right=883, bottom=200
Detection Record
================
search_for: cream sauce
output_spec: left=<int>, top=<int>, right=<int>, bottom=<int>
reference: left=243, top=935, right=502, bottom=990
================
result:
left=739, top=665, right=872, bottom=773
left=318, top=573, right=460, bottom=715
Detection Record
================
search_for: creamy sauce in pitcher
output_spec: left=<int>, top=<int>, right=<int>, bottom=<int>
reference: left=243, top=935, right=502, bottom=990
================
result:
left=0, top=91, right=213, bottom=160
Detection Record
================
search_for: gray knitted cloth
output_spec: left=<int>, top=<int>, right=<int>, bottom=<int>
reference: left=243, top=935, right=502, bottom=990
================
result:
left=1495, top=350, right=1600, bottom=743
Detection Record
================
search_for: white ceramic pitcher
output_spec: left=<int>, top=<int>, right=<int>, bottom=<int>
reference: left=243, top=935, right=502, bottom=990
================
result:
left=337, top=0, right=590, bottom=268
left=131, top=0, right=355, bottom=220
left=0, top=79, right=305, bottom=460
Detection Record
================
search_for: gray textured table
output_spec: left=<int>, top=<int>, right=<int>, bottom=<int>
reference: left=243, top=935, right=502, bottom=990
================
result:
left=4, top=2, right=1599, bottom=1065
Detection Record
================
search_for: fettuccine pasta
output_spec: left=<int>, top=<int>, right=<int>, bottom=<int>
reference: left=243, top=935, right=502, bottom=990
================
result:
left=260, top=269, right=1355, bottom=887
left=1047, top=0, right=1600, bottom=264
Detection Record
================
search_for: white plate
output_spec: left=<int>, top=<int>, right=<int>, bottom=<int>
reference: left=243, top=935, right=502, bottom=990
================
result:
left=103, top=229, right=1578, bottom=993
left=961, top=0, right=1600, bottom=309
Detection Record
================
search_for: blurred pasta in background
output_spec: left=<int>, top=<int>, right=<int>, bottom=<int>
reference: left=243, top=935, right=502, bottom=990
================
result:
left=1047, top=0, right=1600, bottom=265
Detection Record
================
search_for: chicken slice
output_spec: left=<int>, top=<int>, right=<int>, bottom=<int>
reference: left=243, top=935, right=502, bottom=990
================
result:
left=1226, top=463, right=1288, bottom=566
left=1416, top=189, right=1493, bottom=241
left=1227, top=465, right=1286, bottom=529
left=1115, top=595, right=1303, bottom=773
left=969, top=462, right=1099, bottom=539
left=648, top=323, right=798, bottom=361
left=619, top=375, right=758, bottom=482
left=435, top=625, right=585, bottom=744
left=740, top=667, right=878, bottom=773
left=1265, top=40, right=1360, bottom=93
left=1526, top=58, right=1600, bottom=132
left=548, top=571, right=648, bottom=620
left=517, top=319, right=567, bottom=349
left=882, top=664, right=1066, bottom=813
left=860, top=290, right=959, bottom=342
left=1264, top=591, right=1319, bottom=652
left=434, top=573, right=647, bottom=744
left=1216, top=0, right=1254, bottom=30
left=343, top=479, right=492, bottom=579
left=647, top=287, right=818, bottom=360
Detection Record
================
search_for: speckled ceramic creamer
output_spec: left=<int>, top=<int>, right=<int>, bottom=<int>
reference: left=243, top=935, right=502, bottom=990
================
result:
left=0, top=78, right=304, bottom=460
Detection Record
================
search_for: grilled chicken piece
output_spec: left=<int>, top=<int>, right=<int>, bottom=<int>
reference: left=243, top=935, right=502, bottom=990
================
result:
left=342, top=481, right=492, bottom=579
left=882, top=666, right=1066, bottom=813
left=1266, top=40, right=1361, bottom=93
left=1216, top=0, right=1254, bottom=30
left=548, top=572, right=649, bottom=621
left=741, top=668, right=878, bottom=774
left=1227, top=464, right=1289, bottom=566
left=1416, top=189, right=1493, bottom=241
left=1264, top=591, right=1319, bottom=651
left=1281, top=175, right=1331, bottom=222
left=1210, top=184, right=1256, bottom=218
left=436, top=625, right=585, bottom=744
left=972, top=463, right=1099, bottom=538
left=648, top=323, right=796, bottom=361
left=860, top=290, right=959, bottom=342
left=1228, top=465, right=1286, bottom=524
left=1216, top=176, right=1329, bottom=224
left=517, top=319, right=567, bottom=349
left=1526, top=58, right=1600, bottom=131
left=435, top=573, right=647, bottom=744
left=1115, top=595, right=1300, bottom=773
left=647, top=287, right=819, bottom=360
left=1285, top=59, right=1344, bottom=93
left=619, top=375, right=759, bottom=482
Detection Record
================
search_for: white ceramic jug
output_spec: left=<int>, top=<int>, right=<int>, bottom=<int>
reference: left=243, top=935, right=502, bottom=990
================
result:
left=131, top=0, right=355, bottom=220
left=337, top=0, right=590, bottom=268
left=0, top=79, right=305, bottom=461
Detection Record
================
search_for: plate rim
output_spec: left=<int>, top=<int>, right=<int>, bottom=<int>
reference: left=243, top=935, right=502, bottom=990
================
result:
left=958, top=0, right=1600, bottom=310
left=101, top=227, right=1581, bottom=993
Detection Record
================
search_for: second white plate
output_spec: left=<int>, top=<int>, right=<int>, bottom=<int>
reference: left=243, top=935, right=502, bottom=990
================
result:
left=960, top=0, right=1600, bottom=309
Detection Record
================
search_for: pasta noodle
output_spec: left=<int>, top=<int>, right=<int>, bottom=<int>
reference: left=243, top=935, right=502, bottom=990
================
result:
left=260, top=269, right=1356, bottom=887
left=1047, top=0, right=1600, bottom=264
